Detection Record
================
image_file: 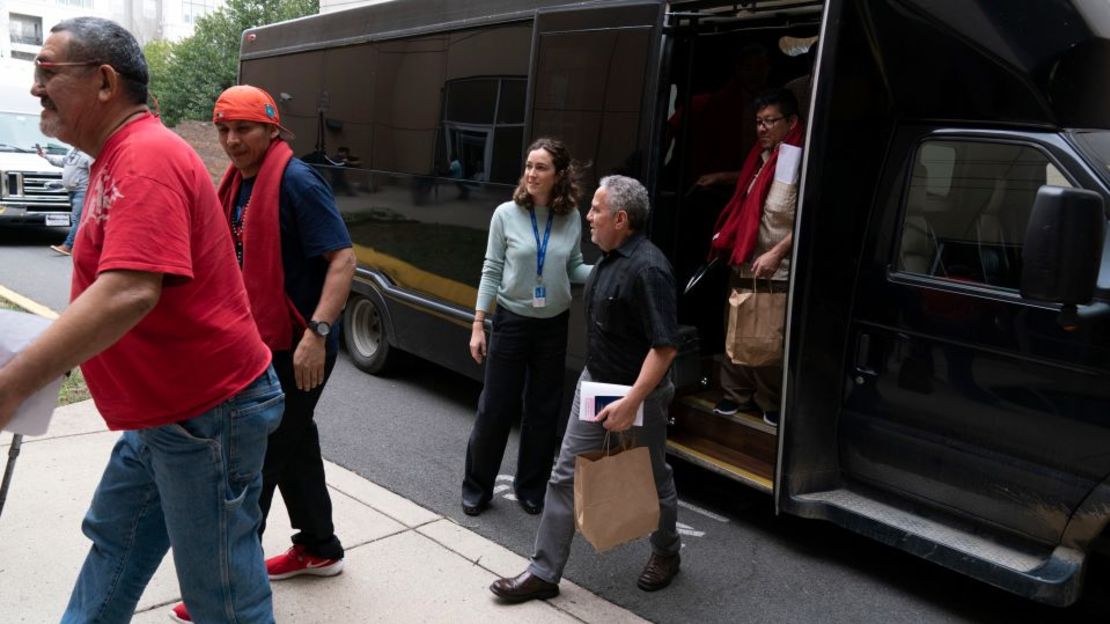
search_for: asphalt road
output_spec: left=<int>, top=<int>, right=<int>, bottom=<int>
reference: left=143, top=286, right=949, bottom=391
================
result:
left=2, top=229, right=1108, bottom=623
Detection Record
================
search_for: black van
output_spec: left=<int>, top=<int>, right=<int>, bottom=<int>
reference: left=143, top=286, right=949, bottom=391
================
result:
left=239, top=0, right=1110, bottom=605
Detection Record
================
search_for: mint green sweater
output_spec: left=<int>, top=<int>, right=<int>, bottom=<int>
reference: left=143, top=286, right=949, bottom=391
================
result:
left=476, top=201, right=592, bottom=318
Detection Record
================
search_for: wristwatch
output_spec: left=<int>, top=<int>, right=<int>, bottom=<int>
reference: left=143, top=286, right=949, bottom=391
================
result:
left=308, top=320, right=331, bottom=337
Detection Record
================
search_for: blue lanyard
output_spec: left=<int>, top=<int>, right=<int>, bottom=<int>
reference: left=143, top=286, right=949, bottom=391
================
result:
left=530, top=208, right=554, bottom=279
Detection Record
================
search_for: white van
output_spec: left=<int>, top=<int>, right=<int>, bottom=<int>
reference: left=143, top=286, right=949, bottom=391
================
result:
left=0, top=62, right=72, bottom=227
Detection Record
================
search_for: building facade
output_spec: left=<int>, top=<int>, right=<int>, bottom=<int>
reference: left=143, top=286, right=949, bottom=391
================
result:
left=1, top=0, right=223, bottom=62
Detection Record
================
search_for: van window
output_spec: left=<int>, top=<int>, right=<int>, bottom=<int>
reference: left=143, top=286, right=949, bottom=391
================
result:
left=896, top=139, right=1071, bottom=290
left=1072, top=130, right=1110, bottom=192
left=437, top=76, right=527, bottom=184
left=376, top=23, right=531, bottom=182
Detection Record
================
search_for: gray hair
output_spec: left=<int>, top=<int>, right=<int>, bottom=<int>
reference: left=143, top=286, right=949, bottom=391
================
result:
left=599, top=175, right=650, bottom=231
left=51, top=17, right=148, bottom=105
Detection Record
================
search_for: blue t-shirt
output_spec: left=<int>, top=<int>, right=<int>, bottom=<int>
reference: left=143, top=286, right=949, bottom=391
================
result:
left=234, top=158, right=353, bottom=353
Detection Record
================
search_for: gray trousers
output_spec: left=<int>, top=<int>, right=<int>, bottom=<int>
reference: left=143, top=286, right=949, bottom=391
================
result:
left=528, top=369, right=681, bottom=583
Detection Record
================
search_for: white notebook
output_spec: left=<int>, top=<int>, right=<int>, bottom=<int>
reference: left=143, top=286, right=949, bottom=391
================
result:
left=578, top=380, right=644, bottom=427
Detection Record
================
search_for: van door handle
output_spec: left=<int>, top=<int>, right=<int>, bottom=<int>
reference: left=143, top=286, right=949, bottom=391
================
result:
left=855, top=333, right=878, bottom=379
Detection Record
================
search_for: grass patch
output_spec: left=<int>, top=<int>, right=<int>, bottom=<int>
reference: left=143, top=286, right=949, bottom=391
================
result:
left=0, top=296, right=91, bottom=406
left=59, top=367, right=91, bottom=405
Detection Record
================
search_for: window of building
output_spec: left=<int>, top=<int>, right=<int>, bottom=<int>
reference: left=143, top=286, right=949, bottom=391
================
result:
left=143, top=0, right=157, bottom=18
left=56, top=0, right=94, bottom=8
left=9, top=14, right=43, bottom=46
left=896, top=139, right=1073, bottom=290
left=183, top=0, right=221, bottom=25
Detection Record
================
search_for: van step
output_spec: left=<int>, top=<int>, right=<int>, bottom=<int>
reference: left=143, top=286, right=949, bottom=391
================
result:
left=677, top=391, right=777, bottom=435
left=670, top=398, right=776, bottom=460
left=791, top=483, right=1082, bottom=605
left=666, top=435, right=773, bottom=493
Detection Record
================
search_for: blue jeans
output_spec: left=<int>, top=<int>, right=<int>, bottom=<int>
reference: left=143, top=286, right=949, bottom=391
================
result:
left=63, top=188, right=85, bottom=249
left=62, top=367, right=284, bottom=624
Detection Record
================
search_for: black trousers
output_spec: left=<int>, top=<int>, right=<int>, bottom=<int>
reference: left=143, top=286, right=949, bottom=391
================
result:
left=259, top=347, right=344, bottom=560
left=463, top=307, right=569, bottom=507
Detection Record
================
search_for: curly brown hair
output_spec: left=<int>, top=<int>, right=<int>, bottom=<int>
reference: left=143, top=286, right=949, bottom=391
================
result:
left=512, top=137, right=584, bottom=216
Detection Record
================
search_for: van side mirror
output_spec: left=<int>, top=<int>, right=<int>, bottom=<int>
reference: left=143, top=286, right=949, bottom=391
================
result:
left=1021, top=185, right=1105, bottom=307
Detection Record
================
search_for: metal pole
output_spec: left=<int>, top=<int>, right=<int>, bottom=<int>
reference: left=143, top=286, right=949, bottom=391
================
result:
left=0, top=433, right=23, bottom=519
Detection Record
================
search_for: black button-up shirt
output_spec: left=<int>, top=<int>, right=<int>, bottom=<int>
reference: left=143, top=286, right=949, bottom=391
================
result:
left=584, top=233, right=679, bottom=385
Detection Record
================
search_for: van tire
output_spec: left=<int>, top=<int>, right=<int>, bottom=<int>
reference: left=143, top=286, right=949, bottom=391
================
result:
left=344, top=292, right=395, bottom=375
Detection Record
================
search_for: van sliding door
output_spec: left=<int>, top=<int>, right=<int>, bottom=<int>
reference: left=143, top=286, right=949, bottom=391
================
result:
left=527, top=2, right=664, bottom=196
left=526, top=2, right=664, bottom=370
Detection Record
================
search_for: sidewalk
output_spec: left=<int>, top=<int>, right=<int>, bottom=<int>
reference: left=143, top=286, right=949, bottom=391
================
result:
left=0, top=400, right=647, bottom=623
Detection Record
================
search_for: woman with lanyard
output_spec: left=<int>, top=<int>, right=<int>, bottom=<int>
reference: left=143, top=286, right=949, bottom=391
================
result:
left=462, top=137, right=590, bottom=517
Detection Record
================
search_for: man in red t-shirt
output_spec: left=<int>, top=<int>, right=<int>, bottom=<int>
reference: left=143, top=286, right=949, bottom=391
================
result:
left=0, top=18, right=282, bottom=623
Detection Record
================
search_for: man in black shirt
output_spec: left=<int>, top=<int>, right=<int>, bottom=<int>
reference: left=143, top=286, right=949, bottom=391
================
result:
left=490, top=175, right=683, bottom=603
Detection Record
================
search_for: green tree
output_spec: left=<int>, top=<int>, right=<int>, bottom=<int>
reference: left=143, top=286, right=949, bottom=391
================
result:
left=149, top=0, right=317, bottom=126
left=142, top=38, right=176, bottom=117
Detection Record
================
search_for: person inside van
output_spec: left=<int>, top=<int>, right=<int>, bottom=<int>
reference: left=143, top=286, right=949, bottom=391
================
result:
left=668, top=44, right=770, bottom=348
left=668, top=43, right=769, bottom=187
left=463, top=137, right=591, bottom=517
left=710, top=88, right=803, bottom=426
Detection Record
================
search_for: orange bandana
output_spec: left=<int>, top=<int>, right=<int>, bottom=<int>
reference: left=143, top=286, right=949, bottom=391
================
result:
left=212, top=85, right=293, bottom=138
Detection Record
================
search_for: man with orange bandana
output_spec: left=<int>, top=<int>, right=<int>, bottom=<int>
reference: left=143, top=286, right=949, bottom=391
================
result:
left=170, top=84, right=356, bottom=623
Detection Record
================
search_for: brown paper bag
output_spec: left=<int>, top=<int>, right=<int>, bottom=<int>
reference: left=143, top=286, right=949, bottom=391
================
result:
left=725, top=280, right=787, bottom=367
left=574, top=442, right=660, bottom=553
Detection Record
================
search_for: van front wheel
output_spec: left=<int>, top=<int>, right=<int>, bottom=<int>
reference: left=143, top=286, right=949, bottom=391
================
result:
left=344, top=293, right=395, bottom=375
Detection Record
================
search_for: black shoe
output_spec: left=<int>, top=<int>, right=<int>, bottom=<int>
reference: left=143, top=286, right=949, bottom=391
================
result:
left=713, top=399, right=740, bottom=416
left=517, top=498, right=543, bottom=515
left=713, top=398, right=758, bottom=416
left=462, top=500, right=489, bottom=516
left=637, top=552, right=680, bottom=591
left=763, top=411, right=779, bottom=427
left=490, top=571, right=560, bottom=603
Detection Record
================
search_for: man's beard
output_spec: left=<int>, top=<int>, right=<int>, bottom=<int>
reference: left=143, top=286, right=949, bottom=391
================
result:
left=39, top=100, right=61, bottom=139
left=39, top=118, right=60, bottom=138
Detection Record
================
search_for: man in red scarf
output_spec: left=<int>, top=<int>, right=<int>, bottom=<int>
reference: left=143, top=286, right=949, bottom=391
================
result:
left=170, top=85, right=357, bottom=622
left=709, top=88, right=803, bottom=427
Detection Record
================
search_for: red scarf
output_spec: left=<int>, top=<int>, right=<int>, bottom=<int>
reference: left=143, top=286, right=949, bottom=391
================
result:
left=216, top=139, right=305, bottom=351
left=709, top=123, right=804, bottom=266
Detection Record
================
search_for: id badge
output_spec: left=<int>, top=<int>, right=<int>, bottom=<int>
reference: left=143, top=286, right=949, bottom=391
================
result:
left=532, top=285, right=547, bottom=308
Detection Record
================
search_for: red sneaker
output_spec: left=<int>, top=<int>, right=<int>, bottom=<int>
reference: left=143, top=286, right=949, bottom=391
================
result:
left=266, top=544, right=345, bottom=580
left=168, top=602, right=191, bottom=622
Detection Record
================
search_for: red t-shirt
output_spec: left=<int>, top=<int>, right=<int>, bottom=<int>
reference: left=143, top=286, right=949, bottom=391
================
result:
left=72, top=113, right=272, bottom=430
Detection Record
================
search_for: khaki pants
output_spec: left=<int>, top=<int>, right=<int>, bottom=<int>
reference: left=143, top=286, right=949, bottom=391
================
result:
left=720, top=359, right=782, bottom=412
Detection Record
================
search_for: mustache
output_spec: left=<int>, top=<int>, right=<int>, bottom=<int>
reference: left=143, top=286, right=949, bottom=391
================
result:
left=40, top=98, right=56, bottom=111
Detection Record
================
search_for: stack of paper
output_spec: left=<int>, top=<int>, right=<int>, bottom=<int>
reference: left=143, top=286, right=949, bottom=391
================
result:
left=0, top=309, right=62, bottom=436
left=579, top=380, right=644, bottom=426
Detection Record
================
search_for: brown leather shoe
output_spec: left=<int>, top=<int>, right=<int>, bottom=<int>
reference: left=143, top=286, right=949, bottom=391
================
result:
left=489, top=570, right=559, bottom=603
left=637, top=552, right=680, bottom=591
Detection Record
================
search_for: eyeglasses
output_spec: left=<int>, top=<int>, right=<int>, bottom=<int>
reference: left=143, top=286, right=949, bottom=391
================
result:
left=755, top=116, right=785, bottom=130
left=33, top=58, right=104, bottom=85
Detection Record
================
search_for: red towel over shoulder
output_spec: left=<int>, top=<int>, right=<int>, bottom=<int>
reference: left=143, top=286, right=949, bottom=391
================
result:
left=216, top=139, right=306, bottom=351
